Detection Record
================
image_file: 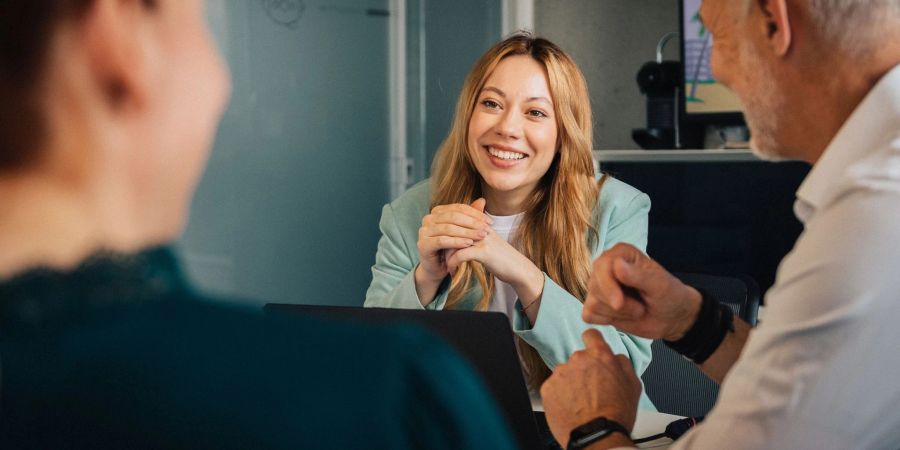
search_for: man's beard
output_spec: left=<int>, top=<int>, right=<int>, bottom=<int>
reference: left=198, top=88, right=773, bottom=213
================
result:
left=738, top=43, right=789, bottom=162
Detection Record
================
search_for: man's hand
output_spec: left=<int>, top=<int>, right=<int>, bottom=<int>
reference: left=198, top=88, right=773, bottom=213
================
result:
left=583, top=243, right=702, bottom=341
left=541, top=330, right=641, bottom=448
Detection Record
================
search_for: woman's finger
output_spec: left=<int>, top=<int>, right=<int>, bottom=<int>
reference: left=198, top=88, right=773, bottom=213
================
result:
left=419, top=236, right=475, bottom=254
left=423, top=223, right=488, bottom=240
left=446, top=246, right=480, bottom=273
left=431, top=205, right=491, bottom=228
left=433, top=211, right=492, bottom=230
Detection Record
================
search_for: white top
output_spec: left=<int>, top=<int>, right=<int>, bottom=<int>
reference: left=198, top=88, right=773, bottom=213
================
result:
left=485, top=211, right=526, bottom=324
left=631, top=64, right=900, bottom=449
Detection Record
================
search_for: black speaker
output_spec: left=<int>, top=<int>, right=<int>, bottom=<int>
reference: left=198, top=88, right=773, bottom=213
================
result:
left=632, top=60, right=682, bottom=149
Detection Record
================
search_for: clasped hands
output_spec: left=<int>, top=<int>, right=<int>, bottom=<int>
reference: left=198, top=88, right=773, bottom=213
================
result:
left=541, top=243, right=703, bottom=448
left=415, top=198, right=544, bottom=305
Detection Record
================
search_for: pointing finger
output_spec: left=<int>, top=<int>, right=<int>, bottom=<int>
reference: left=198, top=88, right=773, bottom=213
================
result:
left=582, top=329, right=613, bottom=355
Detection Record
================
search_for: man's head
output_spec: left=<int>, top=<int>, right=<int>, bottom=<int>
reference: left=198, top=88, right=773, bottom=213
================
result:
left=700, top=0, right=900, bottom=162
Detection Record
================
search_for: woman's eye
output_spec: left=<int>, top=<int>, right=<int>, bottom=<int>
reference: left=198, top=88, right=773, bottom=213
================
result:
left=481, top=99, right=500, bottom=109
left=528, top=109, right=548, bottom=118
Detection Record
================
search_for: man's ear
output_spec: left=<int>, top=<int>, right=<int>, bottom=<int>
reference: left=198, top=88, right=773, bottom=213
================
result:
left=757, top=0, right=792, bottom=57
left=81, top=0, right=156, bottom=113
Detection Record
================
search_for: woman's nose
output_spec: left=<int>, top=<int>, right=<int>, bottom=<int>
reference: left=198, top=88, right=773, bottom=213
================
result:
left=493, top=110, right=523, bottom=139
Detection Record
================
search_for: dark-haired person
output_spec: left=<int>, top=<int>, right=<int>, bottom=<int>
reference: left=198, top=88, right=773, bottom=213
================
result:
left=0, top=1, right=516, bottom=449
left=541, top=0, right=900, bottom=449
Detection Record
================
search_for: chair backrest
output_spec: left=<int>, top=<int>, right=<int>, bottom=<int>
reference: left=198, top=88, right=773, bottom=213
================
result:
left=640, top=272, right=761, bottom=417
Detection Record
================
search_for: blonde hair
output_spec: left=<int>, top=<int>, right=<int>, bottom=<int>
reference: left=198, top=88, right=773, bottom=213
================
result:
left=430, top=31, right=602, bottom=389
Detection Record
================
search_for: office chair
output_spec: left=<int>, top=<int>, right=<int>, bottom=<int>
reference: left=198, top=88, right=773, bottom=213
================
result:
left=640, top=272, right=761, bottom=418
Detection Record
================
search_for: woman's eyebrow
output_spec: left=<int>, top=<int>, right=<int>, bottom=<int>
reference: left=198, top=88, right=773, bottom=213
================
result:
left=481, top=86, right=506, bottom=97
left=526, top=96, right=553, bottom=105
left=482, top=86, right=552, bottom=105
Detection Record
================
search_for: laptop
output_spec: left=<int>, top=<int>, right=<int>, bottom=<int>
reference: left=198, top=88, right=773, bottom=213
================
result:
left=264, top=304, right=557, bottom=450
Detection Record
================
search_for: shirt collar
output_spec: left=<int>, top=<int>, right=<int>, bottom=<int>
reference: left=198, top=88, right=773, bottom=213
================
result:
left=794, top=63, right=900, bottom=223
left=0, top=246, right=188, bottom=330
left=486, top=211, right=525, bottom=232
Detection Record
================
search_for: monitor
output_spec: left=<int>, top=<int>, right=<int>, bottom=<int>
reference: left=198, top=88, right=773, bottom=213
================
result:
left=679, top=0, right=745, bottom=125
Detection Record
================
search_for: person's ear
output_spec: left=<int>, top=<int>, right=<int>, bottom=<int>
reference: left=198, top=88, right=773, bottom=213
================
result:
left=757, top=0, right=792, bottom=57
left=81, top=0, right=158, bottom=114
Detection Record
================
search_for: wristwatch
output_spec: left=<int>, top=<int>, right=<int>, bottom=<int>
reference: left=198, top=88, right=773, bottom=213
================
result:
left=566, top=416, right=630, bottom=450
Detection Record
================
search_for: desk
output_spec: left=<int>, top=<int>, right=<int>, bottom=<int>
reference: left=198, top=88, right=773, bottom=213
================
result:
left=630, top=411, right=680, bottom=449
left=532, top=394, right=681, bottom=449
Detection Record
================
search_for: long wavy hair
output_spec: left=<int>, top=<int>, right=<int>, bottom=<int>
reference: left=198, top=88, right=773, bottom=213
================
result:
left=430, top=32, right=603, bottom=389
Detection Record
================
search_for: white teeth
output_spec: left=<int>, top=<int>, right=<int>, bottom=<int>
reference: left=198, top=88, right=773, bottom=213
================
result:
left=487, top=146, right=525, bottom=161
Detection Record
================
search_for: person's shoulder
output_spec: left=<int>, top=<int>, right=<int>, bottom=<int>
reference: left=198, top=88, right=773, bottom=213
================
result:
left=164, top=293, right=414, bottom=346
left=596, top=174, right=649, bottom=209
left=128, top=295, right=471, bottom=402
left=8, top=293, right=487, bottom=448
left=383, top=178, right=433, bottom=225
left=169, top=293, right=450, bottom=367
left=390, top=178, right=432, bottom=208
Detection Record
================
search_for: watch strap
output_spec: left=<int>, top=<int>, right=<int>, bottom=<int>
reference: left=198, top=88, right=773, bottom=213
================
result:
left=566, top=416, right=630, bottom=450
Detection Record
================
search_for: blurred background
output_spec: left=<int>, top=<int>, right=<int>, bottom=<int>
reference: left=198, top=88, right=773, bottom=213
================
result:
left=179, top=0, right=804, bottom=308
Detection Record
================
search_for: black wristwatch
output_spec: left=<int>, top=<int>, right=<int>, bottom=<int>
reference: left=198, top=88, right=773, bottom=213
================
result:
left=566, top=416, right=630, bottom=450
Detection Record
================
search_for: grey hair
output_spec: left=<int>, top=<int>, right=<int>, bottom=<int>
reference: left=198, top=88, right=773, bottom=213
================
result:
left=733, top=0, right=900, bottom=60
left=806, top=0, right=900, bottom=59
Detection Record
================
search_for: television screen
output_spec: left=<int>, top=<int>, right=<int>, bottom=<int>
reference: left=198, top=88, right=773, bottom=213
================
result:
left=681, top=0, right=744, bottom=117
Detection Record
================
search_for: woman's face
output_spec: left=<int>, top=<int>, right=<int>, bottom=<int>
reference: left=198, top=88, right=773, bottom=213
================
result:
left=467, top=55, right=558, bottom=208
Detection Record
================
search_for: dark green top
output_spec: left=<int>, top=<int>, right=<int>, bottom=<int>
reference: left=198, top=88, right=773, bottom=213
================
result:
left=0, top=247, right=517, bottom=450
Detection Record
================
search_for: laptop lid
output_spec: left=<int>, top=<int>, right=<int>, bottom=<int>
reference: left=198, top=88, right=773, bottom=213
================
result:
left=264, top=305, right=543, bottom=450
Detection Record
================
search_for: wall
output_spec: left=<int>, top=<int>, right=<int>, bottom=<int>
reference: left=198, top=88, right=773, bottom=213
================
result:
left=180, top=0, right=392, bottom=307
left=534, top=0, right=679, bottom=149
left=414, top=0, right=503, bottom=182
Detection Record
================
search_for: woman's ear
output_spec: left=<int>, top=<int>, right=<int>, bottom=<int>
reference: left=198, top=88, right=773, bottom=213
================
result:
left=81, top=0, right=157, bottom=113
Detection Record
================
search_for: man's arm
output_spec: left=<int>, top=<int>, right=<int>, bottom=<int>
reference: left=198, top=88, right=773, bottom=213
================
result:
left=696, top=316, right=751, bottom=383
left=657, top=284, right=751, bottom=384
left=581, top=243, right=749, bottom=383
left=541, top=244, right=752, bottom=450
left=548, top=190, right=900, bottom=449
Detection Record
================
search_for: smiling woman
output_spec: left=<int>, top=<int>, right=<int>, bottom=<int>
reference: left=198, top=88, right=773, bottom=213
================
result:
left=364, top=32, right=656, bottom=407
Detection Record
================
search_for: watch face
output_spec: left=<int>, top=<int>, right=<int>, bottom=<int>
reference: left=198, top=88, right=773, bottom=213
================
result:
left=568, top=417, right=628, bottom=450
left=573, top=417, right=607, bottom=434
left=570, top=426, right=611, bottom=449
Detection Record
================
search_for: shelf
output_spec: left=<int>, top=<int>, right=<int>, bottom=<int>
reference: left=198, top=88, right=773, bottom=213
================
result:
left=593, top=149, right=759, bottom=163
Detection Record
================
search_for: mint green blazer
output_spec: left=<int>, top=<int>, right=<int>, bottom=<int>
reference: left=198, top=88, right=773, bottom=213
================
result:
left=364, top=176, right=655, bottom=410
